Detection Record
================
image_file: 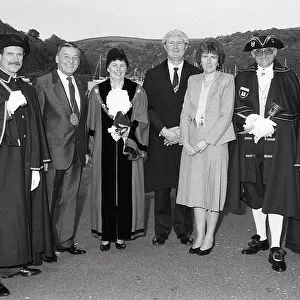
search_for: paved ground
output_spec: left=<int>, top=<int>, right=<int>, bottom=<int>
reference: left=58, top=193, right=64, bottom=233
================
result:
left=2, top=167, right=300, bottom=300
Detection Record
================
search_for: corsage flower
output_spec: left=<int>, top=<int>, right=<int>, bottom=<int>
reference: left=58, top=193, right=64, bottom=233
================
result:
left=106, top=89, right=132, bottom=141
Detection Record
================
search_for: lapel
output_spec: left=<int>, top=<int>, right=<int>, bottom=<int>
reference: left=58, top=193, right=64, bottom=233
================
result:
left=205, top=71, right=222, bottom=111
left=74, top=75, right=85, bottom=119
left=157, top=60, right=191, bottom=96
left=193, top=72, right=222, bottom=113
left=162, top=60, right=174, bottom=94
left=178, top=61, right=190, bottom=93
left=264, top=61, right=283, bottom=117
left=163, top=60, right=190, bottom=95
left=52, top=70, right=72, bottom=115
left=192, top=74, right=202, bottom=110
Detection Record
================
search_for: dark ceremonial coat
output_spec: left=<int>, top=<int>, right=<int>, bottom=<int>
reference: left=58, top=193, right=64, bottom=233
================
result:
left=226, top=60, right=300, bottom=216
left=87, top=78, right=149, bottom=241
left=0, top=69, right=51, bottom=267
left=143, top=60, right=201, bottom=192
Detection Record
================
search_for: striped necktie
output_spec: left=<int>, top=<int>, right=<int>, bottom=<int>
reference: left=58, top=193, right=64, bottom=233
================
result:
left=67, top=76, right=80, bottom=115
left=172, top=67, right=179, bottom=93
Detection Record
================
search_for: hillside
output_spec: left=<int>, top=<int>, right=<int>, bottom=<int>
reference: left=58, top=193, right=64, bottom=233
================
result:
left=76, top=27, right=300, bottom=78
left=1, top=19, right=300, bottom=78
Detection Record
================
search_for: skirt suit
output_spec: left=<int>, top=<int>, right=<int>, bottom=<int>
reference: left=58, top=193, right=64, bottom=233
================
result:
left=176, top=71, right=235, bottom=211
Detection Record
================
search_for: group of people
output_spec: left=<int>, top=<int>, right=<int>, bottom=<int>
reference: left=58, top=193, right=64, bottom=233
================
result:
left=1, top=29, right=300, bottom=297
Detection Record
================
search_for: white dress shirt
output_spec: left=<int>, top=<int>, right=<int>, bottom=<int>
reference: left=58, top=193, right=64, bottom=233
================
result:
left=256, top=63, right=273, bottom=117
left=57, top=69, right=80, bottom=111
left=167, top=60, right=184, bottom=85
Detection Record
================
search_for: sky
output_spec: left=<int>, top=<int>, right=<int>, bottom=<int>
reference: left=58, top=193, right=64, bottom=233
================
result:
left=1, top=0, right=299, bottom=41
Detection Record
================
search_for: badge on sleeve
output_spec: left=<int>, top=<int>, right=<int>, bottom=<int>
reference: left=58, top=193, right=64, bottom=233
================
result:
left=239, top=86, right=250, bottom=99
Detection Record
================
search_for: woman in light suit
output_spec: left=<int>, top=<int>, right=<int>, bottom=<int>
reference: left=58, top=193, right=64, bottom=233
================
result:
left=176, top=39, right=235, bottom=255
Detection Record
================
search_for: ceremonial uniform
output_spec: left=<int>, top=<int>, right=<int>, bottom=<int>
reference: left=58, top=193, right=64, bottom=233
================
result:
left=227, top=35, right=300, bottom=272
left=228, top=59, right=300, bottom=216
left=0, top=71, right=50, bottom=268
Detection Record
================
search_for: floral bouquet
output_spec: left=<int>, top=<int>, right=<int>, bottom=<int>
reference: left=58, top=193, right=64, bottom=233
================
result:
left=106, top=89, right=132, bottom=141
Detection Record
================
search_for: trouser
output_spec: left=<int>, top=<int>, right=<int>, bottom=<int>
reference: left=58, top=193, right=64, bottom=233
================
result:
left=243, top=139, right=265, bottom=209
left=154, top=188, right=193, bottom=238
left=47, top=153, right=83, bottom=249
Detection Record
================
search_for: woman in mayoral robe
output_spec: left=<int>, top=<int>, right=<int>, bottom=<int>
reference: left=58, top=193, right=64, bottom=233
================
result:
left=87, top=48, right=149, bottom=251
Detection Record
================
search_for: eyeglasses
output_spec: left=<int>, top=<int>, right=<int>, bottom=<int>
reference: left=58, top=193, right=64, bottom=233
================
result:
left=253, top=48, right=274, bottom=57
left=166, top=41, right=187, bottom=47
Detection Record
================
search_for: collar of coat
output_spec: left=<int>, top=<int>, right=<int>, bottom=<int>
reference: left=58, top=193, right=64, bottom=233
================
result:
left=0, top=67, right=20, bottom=83
left=98, top=78, right=137, bottom=103
left=238, top=59, right=289, bottom=74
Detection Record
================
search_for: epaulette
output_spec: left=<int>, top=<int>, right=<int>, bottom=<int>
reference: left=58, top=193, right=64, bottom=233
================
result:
left=274, top=65, right=290, bottom=73
left=237, top=65, right=256, bottom=73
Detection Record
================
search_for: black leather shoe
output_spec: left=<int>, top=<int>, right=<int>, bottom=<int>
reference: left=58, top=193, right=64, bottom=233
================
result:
left=198, top=243, right=215, bottom=256
left=2, top=267, right=41, bottom=278
left=57, top=245, right=86, bottom=255
left=115, top=241, right=126, bottom=250
left=268, top=247, right=287, bottom=272
left=152, top=235, right=166, bottom=246
left=189, top=247, right=200, bottom=254
left=241, top=234, right=269, bottom=254
left=100, top=242, right=111, bottom=251
left=178, top=233, right=193, bottom=245
left=0, top=283, right=10, bottom=297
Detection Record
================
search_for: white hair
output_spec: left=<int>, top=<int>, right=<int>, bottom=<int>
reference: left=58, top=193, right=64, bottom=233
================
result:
left=162, top=29, right=189, bottom=45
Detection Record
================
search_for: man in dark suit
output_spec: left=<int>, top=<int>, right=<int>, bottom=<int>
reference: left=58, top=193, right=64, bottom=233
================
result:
left=143, top=30, right=201, bottom=246
left=33, top=42, right=88, bottom=255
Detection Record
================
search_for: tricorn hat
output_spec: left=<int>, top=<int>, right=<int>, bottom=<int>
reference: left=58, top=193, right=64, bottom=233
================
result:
left=0, top=33, right=30, bottom=56
left=106, top=48, right=129, bottom=69
left=244, top=35, right=284, bottom=52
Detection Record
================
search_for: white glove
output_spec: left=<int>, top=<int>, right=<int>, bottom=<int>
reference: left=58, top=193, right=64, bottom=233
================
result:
left=31, top=170, right=40, bottom=191
left=6, top=91, right=27, bottom=115
left=249, top=116, right=276, bottom=143
left=107, top=126, right=121, bottom=141
left=243, top=114, right=260, bottom=131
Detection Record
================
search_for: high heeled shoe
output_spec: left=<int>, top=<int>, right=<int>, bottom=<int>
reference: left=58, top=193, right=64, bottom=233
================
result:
left=115, top=241, right=126, bottom=250
left=189, top=247, right=201, bottom=254
left=197, top=243, right=215, bottom=256
left=100, top=242, right=111, bottom=251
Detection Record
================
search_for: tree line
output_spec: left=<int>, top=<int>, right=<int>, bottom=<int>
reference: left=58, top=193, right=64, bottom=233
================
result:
left=1, top=19, right=299, bottom=80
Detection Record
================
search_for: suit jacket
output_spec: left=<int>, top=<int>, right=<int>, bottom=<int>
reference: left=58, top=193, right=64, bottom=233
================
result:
left=143, top=59, right=201, bottom=191
left=180, top=71, right=236, bottom=147
left=33, top=69, right=88, bottom=170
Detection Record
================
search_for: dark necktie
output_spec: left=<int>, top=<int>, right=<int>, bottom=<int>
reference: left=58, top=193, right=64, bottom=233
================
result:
left=67, top=76, right=80, bottom=116
left=172, top=67, right=179, bottom=93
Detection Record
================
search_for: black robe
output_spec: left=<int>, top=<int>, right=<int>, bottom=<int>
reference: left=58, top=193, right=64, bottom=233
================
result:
left=226, top=60, right=300, bottom=217
left=0, top=69, right=52, bottom=267
left=88, top=78, right=149, bottom=241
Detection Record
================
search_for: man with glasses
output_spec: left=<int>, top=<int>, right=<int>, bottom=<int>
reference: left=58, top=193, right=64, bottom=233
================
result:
left=228, top=35, right=300, bottom=272
left=143, top=30, right=201, bottom=246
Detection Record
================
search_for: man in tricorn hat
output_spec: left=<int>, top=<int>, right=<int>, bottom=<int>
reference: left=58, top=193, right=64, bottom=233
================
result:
left=0, top=33, right=51, bottom=296
left=227, top=35, right=300, bottom=272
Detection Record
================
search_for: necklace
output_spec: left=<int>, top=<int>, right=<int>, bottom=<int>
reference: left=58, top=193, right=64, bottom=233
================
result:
left=258, top=82, right=271, bottom=114
left=204, top=77, right=214, bottom=83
